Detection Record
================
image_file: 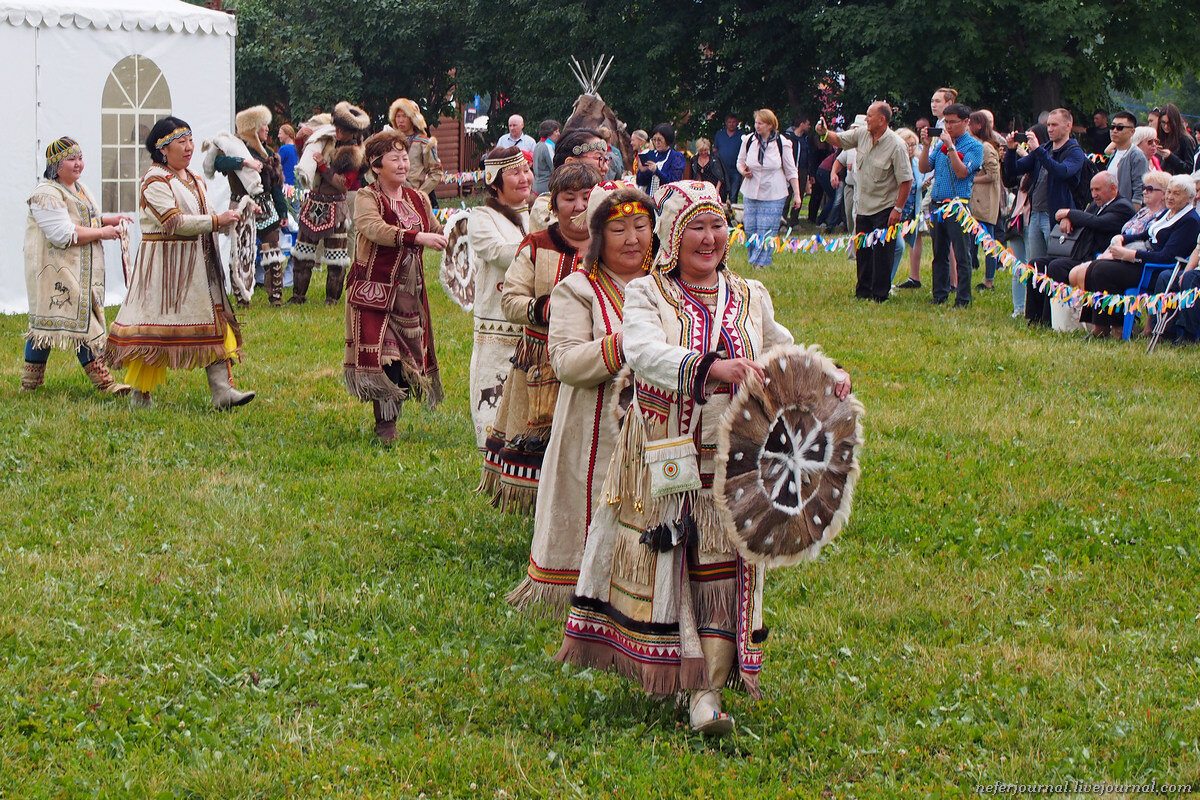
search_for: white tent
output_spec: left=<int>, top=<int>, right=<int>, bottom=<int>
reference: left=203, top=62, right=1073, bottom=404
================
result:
left=1, top=0, right=236, bottom=314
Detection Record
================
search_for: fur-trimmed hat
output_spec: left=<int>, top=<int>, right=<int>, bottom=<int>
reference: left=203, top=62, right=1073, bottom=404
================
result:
left=304, top=113, right=332, bottom=129
left=582, top=180, right=656, bottom=271
left=652, top=180, right=725, bottom=271
left=332, top=101, right=370, bottom=133
left=235, top=105, right=272, bottom=136
left=388, top=98, right=427, bottom=135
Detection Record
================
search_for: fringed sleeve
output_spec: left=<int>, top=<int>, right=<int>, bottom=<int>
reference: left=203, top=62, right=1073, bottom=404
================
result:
left=141, top=176, right=213, bottom=237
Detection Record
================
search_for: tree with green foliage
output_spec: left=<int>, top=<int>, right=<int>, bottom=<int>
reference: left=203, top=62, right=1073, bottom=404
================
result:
left=820, top=0, right=1200, bottom=126
left=231, top=0, right=1200, bottom=137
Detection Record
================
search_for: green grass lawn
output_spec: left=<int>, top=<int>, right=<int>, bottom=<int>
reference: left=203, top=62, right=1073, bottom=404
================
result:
left=2, top=234, right=1198, bottom=799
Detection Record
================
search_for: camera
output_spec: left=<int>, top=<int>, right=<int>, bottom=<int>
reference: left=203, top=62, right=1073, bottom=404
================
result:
left=1013, top=131, right=1028, bottom=145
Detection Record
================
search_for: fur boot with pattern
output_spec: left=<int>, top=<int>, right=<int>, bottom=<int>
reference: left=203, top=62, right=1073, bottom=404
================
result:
left=84, top=361, right=132, bottom=395
left=20, top=362, right=46, bottom=392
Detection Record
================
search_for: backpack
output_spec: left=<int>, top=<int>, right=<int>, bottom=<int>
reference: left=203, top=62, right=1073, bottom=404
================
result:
left=1071, top=146, right=1101, bottom=210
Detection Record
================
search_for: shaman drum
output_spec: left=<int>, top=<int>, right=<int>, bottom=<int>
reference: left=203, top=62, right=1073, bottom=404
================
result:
left=714, top=344, right=863, bottom=567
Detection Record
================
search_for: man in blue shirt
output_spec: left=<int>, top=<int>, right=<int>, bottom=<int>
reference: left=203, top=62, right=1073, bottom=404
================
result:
left=918, top=103, right=984, bottom=307
left=714, top=114, right=745, bottom=203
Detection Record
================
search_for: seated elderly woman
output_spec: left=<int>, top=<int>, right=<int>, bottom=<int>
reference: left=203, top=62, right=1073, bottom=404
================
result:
left=1118, top=170, right=1171, bottom=245
left=1151, top=241, right=1200, bottom=345
left=1068, top=173, right=1200, bottom=336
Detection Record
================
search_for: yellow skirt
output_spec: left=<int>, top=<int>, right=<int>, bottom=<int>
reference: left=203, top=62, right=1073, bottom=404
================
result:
left=123, top=326, right=239, bottom=394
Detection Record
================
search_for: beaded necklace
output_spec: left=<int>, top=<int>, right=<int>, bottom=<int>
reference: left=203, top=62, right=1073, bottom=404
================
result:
left=677, top=277, right=718, bottom=294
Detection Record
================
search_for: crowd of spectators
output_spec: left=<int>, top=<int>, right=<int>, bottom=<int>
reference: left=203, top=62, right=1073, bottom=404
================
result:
left=498, top=95, right=1200, bottom=343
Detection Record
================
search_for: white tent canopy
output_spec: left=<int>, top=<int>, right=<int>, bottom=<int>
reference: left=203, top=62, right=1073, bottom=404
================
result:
left=1, top=0, right=236, bottom=314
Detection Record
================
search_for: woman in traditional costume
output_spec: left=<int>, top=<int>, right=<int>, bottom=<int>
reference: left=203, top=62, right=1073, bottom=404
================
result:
left=467, top=147, right=533, bottom=449
left=507, top=180, right=655, bottom=616
left=480, top=163, right=601, bottom=511
left=556, top=181, right=850, bottom=736
left=21, top=137, right=132, bottom=395
left=387, top=98, right=445, bottom=205
left=207, top=104, right=289, bottom=306
left=343, top=131, right=447, bottom=442
left=106, top=117, right=253, bottom=410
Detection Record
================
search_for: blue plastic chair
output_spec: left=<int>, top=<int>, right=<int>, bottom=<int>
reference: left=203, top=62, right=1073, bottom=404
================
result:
left=1121, top=261, right=1179, bottom=340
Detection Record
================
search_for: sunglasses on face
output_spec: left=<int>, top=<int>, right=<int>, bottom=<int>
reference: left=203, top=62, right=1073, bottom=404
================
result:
left=1110, top=125, right=1134, bottom=131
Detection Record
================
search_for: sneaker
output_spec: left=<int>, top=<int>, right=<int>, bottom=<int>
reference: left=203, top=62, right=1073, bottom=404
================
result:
left=975, top=282, right=994, bottom=290
left=897, top=278, right=922, bottom=289
left=1011, top=311, right=1023, bottom=319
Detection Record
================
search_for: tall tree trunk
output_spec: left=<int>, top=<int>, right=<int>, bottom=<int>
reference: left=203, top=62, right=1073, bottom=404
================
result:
left=1031, top=71, right=1064, bottom=116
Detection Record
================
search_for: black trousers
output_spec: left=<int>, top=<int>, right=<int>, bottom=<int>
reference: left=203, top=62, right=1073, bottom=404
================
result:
left=1024, top=256, right=1078, bottom=324
left=930, top=212, right=970, bottom=304
left=808, top=175, right=826, bottom=222
left=855, top=209, right=898, bottom=301
left=1082, top=258, right=1142, bottom=327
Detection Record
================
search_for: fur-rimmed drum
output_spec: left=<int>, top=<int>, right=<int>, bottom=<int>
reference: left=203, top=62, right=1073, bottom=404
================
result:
left=438, top=210, right=473, bottom=311
left=714, top=344, right=863, bottom=567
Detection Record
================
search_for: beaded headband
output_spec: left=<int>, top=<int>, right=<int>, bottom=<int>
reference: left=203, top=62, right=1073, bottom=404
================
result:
left=45, top=137, right=82, bottom=166
left=572, top=140, right=609, bottom=157
left=605, top=201, right=651, bottom=221
left=484, top=153, right=527, bottom=185
left=155, top=127, right=192, bottom=151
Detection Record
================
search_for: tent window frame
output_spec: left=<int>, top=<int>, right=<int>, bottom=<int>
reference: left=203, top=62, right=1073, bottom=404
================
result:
left=100, top=55, right=172, bottom=214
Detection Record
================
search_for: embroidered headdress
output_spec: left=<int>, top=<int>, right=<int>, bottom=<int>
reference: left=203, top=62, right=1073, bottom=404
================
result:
left=581, top=180, right=656, bottom=274
left=652, top=180, right=726, bottom=270
left=484, top=150, right=527, bottom=186
left=45, top=137, right=82, bottom=166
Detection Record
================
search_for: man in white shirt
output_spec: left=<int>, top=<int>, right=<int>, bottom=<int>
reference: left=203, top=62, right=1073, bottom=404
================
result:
left=497, top=114, right=536, bottom=153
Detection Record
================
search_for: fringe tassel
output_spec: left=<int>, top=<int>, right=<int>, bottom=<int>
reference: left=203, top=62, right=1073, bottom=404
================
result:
left=25, top=331, right=100, bottom=354
left=556, top=638, right=705, bottom=698
left=343, top=368, right=407, bottom=404
left=477, top=464, right=501, bottom=497
left=692, top=494, right=733, bottom=555
left=737, top=669, right=762, bottom=700
left=602, top=408, right=649, bottom=508
left=644, top=492, right=690, bottom=531
left=496, top=483, right=537, bottom=516
left=692, top=581, right=738, bottom=632
left=612, top=533, right=657, bottom=586
left=511, top=333, right=548, bottom=371
left=505, top=578, right=573, bottom=619
left=389, top=359, right=443, bottom=407
left=105, top=341, right=232, bottom=372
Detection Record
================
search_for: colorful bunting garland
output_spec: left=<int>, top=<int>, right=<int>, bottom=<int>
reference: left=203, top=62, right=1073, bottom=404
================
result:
left=939, top=199, right=1199, bottom=316
left=730, top=199, right=1198, bottom=313
left=283, top=185, right=464, bottom=224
